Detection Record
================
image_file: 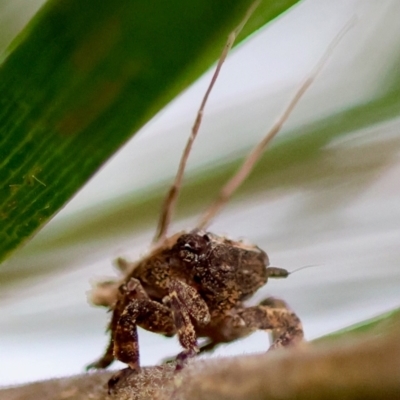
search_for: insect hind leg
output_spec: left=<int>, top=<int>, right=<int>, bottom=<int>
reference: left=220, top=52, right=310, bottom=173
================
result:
left=238, top=297, right=304, bottom=350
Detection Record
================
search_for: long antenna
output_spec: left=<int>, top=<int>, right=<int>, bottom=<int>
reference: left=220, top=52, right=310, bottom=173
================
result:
left=197, top=18, right=355, bottom=230
left=152, top=0, right=261, bottom=244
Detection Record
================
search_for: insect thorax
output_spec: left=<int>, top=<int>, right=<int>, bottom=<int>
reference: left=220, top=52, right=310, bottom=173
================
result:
left=126, top=230, right=269, bottom=304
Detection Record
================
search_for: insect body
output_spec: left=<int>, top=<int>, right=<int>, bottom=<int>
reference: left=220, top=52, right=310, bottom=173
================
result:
left=88, top=230, right=302, bottom=376
left=87, top=1, right=351, bottom=391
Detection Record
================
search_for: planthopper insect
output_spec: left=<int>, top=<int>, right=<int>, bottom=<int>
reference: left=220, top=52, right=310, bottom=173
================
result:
left=86, top=0, right=352, bottom=391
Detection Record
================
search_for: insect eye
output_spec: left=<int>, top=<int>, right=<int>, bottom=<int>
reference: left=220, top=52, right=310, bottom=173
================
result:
left=183, top=241, right=199, bottom=252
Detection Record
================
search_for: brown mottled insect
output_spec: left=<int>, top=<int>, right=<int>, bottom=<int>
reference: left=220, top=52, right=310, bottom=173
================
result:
left=87, top=1, right=351, bottom=391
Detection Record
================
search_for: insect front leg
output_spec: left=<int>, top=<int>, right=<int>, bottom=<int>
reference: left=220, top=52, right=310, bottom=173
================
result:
left=86, top=280, right=140, bottom=370
left=87, top=277, right=164, bottom=370
left=106, top=289, right=175, bottom=393
left=113, top=297, right=175, bottom=370
left=168, top=279, right=210, bottom=369
left=238, top=297, right=304, bottom=350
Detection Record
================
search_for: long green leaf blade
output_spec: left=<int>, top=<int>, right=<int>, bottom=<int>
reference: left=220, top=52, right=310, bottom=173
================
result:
left=0, top=0, right=299, bottom=261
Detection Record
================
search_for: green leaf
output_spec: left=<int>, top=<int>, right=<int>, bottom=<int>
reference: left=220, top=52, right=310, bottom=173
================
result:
left=316, top=308, right=400, bottom=342
left=0, top=0, right=300, bottom=262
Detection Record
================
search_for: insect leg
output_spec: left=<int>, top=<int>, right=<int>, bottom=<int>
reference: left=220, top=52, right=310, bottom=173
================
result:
left=107, top=297, right=176, bottom=392
left=86, top=302, right=121, bottom=370
left=238, top=297, right=304, bottom=349
left=86, top=286, right=132, bottom=370
left=152, top=0, right=261, bottom=244
left=113, top=298, right=175, bottom=370
left=170, top=279, right=210, bottom=325
left=86, top=277, right=153, bottom=370
left=168, top=279, right=211, bottom=368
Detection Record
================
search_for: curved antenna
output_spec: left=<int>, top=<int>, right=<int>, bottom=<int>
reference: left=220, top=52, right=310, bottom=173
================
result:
left=152, top=0, right=261, bottom=244
left=197, top=18, right=355, bottom=230
left=289, top=264, right=321, bottom=275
